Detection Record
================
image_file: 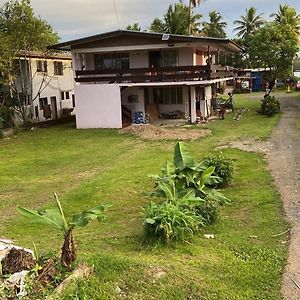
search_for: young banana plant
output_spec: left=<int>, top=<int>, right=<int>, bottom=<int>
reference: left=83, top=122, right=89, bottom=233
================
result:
left=17, top=193, right=108, bottom=270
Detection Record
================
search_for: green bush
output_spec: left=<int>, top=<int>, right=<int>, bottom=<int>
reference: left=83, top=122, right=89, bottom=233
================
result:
left=203, top=153, right=233, bottom=186
left=261, top=96, right=280, bottom=116
left=144, top=202, right=202, bottom=242
left=143, top=142, right=230, bottom=242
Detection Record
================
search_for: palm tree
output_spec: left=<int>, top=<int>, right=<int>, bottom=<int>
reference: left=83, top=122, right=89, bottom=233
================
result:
left=271, top=4, right=300, bottom=35
left=150, top=3, right=202, bottom=35
left=188, top=0, right=204, bottom=35
left=202, top=11, right=227, bottom=38
left=234, top=7, right=264, bottom=39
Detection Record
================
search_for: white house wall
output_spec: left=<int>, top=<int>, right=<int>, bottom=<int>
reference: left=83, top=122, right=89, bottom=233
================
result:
left=198, top=86, right=212, bottom=118
left=75, top=84, right=122, bottom=128
left=121, top=87, right=145, bottom=115
left=129, top=51, right=148, bottom=68
left=30, top=57, right=75, bottom=122
left=178, top=48, right=194, bottom=66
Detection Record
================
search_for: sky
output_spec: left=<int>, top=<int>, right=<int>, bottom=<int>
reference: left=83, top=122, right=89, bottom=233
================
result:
left=0, top=0, right=299, bottom=42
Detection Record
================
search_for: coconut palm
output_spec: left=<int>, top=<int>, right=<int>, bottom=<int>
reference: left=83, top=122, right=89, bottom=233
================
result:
left=188, top=0, right=205, bottom=35
left=234, top=7, right=264, bottom=39
left=150, top=3, right=202, bottom=35
left=271, top=4, right=300, bottom=35
left=202, top=11, right=227, bottom=38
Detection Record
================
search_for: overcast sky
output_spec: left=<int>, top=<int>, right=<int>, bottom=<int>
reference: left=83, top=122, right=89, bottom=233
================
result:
left=0, top=0, right=299, bottom=41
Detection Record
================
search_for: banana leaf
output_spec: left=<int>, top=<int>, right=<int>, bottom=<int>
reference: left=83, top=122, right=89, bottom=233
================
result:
left=17, top=206, right=66, bottom=231
left=174, top=142, right=195, bottom=170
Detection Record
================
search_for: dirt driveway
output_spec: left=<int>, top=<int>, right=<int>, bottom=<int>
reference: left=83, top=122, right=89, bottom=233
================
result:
left=266, top=93, right=300, bottom=299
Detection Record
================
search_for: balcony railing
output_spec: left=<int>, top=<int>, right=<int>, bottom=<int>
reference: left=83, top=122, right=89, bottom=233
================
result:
left=75, top=65, right=234, bottom=84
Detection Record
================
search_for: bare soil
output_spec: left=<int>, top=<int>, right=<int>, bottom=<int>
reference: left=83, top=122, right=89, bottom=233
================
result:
left=119, top=124, right=210, bottom=140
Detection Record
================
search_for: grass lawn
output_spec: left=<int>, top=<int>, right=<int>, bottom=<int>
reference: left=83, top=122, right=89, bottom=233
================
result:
left=0, top=92, right=288, bottom=299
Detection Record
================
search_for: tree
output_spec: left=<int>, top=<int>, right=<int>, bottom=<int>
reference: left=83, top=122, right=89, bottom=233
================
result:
left=188, top=0, right=204, bottom=35
left=150, top=3, right=202, bottom=35
left=233, top=7, right=264, bottom=39
left=271, top=4, right=300, bottom=35
left=126, top=23, right=141, bottom=31
left=248, top=22, right=299, bottom=93
left=202, top=11, right=227, bottom=38
left=0, top=0, right=59, bottom=125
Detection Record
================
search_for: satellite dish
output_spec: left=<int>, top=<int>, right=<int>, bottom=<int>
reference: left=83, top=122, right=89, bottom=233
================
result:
left=162, top=34, right=170, bottom=41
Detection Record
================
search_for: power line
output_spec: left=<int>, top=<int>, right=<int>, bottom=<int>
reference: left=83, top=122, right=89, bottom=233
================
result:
left=203, top=0, right=236, bottom=24
left=113, top=0, right=121, bottom=29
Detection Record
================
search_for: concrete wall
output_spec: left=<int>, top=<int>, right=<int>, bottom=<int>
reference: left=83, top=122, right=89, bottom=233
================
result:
left=121, top=87, right=145, bottom=115
left=199, top=86, right=212, bottom=117
left=129, top=51, right=148, bottom=68
left=178, top=48, right=194, bottom=66
left=75, top=84, right=122, bottom=128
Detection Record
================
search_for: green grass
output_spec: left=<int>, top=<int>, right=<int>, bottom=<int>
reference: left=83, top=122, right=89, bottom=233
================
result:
left=0, top=93, right=288, bottom=299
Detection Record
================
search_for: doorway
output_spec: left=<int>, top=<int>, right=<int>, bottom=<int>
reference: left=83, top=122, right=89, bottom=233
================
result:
left=149, top=51, right=161, bottom=68
left=50, top=96, right=58, bottom=119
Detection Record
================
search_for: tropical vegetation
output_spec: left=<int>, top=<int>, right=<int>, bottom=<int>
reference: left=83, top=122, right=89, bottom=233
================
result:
left=143, top=142, right=230, bottom=241
left=202, top=10, right=227, bottom=38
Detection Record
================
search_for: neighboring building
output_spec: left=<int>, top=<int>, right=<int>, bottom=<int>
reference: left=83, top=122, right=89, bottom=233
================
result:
left=50, top=30, right=242, bottom=129
left=13, top=52, right=75, bottom=124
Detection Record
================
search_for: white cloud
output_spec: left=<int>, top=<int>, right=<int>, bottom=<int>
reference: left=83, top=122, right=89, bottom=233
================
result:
left=0, top=0, right=299, bottom=41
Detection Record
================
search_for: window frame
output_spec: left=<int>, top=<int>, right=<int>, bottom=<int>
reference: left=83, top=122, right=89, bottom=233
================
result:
left=53, top=61, right=64, bottom=76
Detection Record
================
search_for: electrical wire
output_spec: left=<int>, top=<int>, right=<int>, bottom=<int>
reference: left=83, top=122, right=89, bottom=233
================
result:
left=113, top=0, right=120, bottom=29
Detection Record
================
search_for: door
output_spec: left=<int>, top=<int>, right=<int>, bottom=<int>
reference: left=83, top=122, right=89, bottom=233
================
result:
left=149, top=51, right=161, bottom=68
left=50, top=96, right=57, bottom=119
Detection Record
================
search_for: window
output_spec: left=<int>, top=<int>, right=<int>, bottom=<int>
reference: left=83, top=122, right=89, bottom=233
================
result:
left=65, top=91, right=70, bottom=99
left=61, top=92, right=64, bottom=100
left=72, top=94, right=75, bottom=107
left=162, top=50, right=178, bottom=67
left=36, top=60, right=47, bottom=73
left=53, top=61, right=63, bottom=75
left=39, top=97, right=48, bottom=109
left=95, top=53, right=129, bottom=70
left=153, top=87, right=183, bottom=105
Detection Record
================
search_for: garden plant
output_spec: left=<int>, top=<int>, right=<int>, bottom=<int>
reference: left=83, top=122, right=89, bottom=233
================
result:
left=143, top=142, right=230, bottom=241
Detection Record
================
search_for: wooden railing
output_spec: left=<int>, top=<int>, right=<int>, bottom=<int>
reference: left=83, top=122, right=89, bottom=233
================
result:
left=75, top=65, right=234, bottom=84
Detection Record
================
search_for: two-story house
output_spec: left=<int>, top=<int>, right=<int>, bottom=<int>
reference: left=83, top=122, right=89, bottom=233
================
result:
left=50, top=30, right=242, bottom=128
left=13, top=52, right=75, bottom=124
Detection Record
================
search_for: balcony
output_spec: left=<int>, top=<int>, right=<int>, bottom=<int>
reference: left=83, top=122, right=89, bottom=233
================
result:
left=75, top=65, right=234, bottom=84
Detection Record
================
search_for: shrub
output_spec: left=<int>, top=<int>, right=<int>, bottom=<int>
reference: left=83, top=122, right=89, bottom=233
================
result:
left=143, top=142, right=230, bottom=242
left=144, top=202, right=202, bottom=242
left=203, top=153, right=233, bottom=186
left=261, top=96, right=280, bottom=116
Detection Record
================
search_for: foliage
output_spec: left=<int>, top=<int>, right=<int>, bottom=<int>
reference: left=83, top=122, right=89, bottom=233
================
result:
left=234, top=7, right=264, bottom=39
left=0, top=0, right=59, bottom=125
left=144, top=202, right=201, bottom=241
left=126, top=23, right=141, bottom=31
left=143, top=142, right=230, bottom=242
left=17, top=193, right=108, bottom=270
left=260, top=95, right=281, bottom=116
left=271, top=4, right=300, bottom=35
left=248, top=22, right=299, bottom=90
left=202, top=152, right=233, bottom=186
left=149, top=3, right=202, bottom=35
left=202, top=10, right=227, bottom=38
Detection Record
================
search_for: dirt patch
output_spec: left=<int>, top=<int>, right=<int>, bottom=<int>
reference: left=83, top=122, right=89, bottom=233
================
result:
left=218, top=139, right=272, bottom=153
left=2, top=248, right=35, bottom=275
left=119, top=124, right=210, bottom=140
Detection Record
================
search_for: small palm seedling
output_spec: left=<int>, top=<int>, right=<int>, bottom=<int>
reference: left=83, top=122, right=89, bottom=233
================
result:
left=17, top=193, right=108, bottom=270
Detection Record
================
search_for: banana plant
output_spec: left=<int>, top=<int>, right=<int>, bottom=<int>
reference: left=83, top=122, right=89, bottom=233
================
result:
left=17, top=193, right=108, bottom=270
